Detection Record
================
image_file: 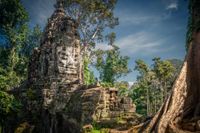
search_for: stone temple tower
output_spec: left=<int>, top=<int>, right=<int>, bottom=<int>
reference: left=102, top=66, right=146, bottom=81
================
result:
left=28, top=0, right=82, bottom=85
left=25, top=2, right=84, bottom=131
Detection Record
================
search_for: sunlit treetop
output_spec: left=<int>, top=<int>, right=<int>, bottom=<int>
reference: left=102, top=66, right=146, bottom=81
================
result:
left=63, top=0, right=118, bottom=50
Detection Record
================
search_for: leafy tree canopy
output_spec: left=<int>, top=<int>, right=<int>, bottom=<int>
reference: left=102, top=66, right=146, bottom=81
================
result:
left=64, top=0, right=118, bottom=51
left=130, top=58, right=178, bottom=116
left=95, top=46, right=130, bottom=84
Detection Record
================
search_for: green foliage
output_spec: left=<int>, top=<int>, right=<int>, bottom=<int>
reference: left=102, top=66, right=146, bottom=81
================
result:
left=0, top=34, right=33, bottom=90
left=100, top=128, right=109, bottom=133
left=0, top=1, right=42, bottom=131
left=100, top=82, right=114, bottom=88
left=0, top=91, right=21, bottom=125
left=129, top=58, right=179, bottom=116
left=95, top=46, right=130, bottom=85
left=0, top=67, right=21, bottom=91
left=83, top=56, right=96, bottom=85
left=91, top=130, right=100, bottom=133
left=64, top=0, right=119, bottom=82
left=91, top=121, right=113, bottom=132
left=105, top=32, right=116, bottom=46
left=0, top=48, right=28, bottom=90
left=0, top=0, right=28, bottom=30
left=21, top=25, right=42, bottom=57
left=167, top=59, right=182, bottom=71
left=64, top=0, right=118, bottom=47
left=0, top=0, right=30, bottom=91
left=134, top=59, right=149, bottom=78
left=92, top=121, right=101, bottom=131
left=152, top=58, right=175, bottom=102
left=114, top=81, right=129, bottom=96
left=153, top=57, right=175, bottom=81
left=129, top=83, right=147, bottom=115
left=0, top=0, right=42, bottom=90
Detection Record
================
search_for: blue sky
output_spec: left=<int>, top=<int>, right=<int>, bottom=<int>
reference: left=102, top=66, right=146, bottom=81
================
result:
left=21, top=0, right=189, bottom=84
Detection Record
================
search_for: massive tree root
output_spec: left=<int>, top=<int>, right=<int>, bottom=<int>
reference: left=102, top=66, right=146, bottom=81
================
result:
left=135, top=41, right=200, bottom=133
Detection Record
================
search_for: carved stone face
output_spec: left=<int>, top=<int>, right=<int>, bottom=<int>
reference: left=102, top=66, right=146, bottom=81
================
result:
left=56, top=45, right=77, bottom=74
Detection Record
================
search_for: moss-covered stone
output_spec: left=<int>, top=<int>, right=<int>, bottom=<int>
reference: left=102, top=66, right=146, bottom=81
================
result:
left=14, top=122, right=34, bottom=133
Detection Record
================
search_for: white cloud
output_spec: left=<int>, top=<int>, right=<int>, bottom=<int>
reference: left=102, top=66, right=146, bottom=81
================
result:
left=116, top=1, right=179, bottom=26
left=166, top=3, right=178, bottom=10
left=95, top=43, right=114, bottom=51
left=119, top=14, right=160, bottom=25
left=116, top=32, right=175, bottom=56
left=117, top=11, right=166, bottom=26
left=94, top=32, right=174, bottom=57
left=117, top=11, right=172, bottom=26
left=166, top=0, right=178, bottom=10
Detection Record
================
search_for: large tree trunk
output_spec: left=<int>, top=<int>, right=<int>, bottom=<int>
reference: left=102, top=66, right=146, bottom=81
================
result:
left=139, top=41, right=200, bottom=133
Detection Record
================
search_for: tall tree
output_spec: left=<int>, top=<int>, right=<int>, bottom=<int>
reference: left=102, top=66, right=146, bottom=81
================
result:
left=0, top=0, right=28, bottom=32
left=21, top=25, right=42, bottom=58
left=130, top=82, right=149, bottom=115
left=130, top=58, right=176, bottom=116
left=0, top=0, right=29, bottom=131
left=152, top=58, right=175, bottom=103
left=134, top=59, right=151, bottom=116
left=0, top=0, right=29, bottom=87
left=63, top=0, right=118, bottom=84
left=95, top=46, right=130, bottom=85
left=0, top=1, right=42, bottom=89
left=83, top=56, right=96, bottom=85
left=64, top=0, right=118, bottom=51
left=139, top=0, right=200, bottom=132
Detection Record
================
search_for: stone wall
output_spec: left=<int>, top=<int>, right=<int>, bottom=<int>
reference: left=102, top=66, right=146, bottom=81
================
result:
left=39, top=86, right=138, bottom=133
left=65, top=87, right=136, bottom=123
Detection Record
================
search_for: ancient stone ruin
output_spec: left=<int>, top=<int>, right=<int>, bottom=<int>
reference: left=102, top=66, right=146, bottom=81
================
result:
left=14, top=0, right=138, bottom=132
left=28, top=0, right=82, bottom=85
